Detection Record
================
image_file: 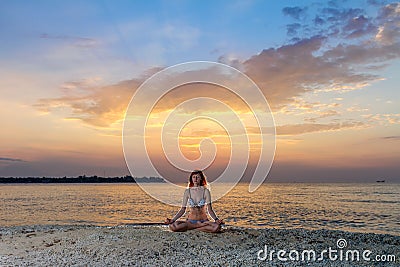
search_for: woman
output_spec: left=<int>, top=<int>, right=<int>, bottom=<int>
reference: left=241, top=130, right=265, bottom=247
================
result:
left=165, top=170, right=224, bottom=233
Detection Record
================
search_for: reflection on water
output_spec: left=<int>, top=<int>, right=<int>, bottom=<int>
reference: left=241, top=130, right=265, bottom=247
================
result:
left=0, top=183, right=399, bottom=235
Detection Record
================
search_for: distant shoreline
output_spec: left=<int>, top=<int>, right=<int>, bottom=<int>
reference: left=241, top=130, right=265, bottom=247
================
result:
left=0, top=178, right=398, bottom=184
left=0, top=176, right=166, bottom=183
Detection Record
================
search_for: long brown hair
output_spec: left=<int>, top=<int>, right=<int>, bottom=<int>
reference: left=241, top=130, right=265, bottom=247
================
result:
left=188, top=170, right=207, bottom=187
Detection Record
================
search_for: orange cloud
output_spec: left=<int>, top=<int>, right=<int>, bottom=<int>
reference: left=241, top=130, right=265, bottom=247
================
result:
left=35, top=79, right=142, bottom=127
left=275, top=121, right=367, bottom=136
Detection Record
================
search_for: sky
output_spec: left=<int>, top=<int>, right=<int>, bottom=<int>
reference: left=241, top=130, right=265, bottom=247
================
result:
left=0, top=0, right=399, bottom=182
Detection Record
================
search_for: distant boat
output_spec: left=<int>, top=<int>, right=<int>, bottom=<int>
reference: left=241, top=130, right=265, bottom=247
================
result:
left=376, top=180, right=385, bottom=183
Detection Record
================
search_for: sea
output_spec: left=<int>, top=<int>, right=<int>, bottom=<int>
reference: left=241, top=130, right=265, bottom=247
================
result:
left=0, top=183, right=399, bottom=236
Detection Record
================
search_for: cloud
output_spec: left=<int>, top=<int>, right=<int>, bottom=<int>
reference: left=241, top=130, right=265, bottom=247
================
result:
left=323, top=42, right=400, bottom=66
left=35, top=2, right=400, bottom=130
left=35, top=78, right=143, bottom=127
left=36, top=72, right=264, bottom=128
left=304, top=110, right=339, bottom=123
left=321, top=7, right=363, bottom=24
left=344, top=15, right=377, bottom=39
left=278, top=98, right=342, bottom=123
left=277, top=98, right=340, bottom=115
left=364, top=113, right=400, bottom=125
left=242, top=120, right=366, bottom=136
left=282, top=6, right=307, bottom=20
left=375, top=3, right=400, bottom=45
left=313, top=15, right=325, bottom=25
left=243, top=35, right=376, bottom=108
left=286, top=23, right=302, bottom=36
left=0, top=157, right=24, bottom=162
left=286, top=2, right=398, bottom=44
left=346, top=105, right=369, bottom=112
left=276, top=121, right=366, bottom=135
left=217, top=54, right=245, bottom=71
left=381, top=135, right=400, bottom=140
left=367, top=0, right=385, bottom=6
left=159, top=120, right=365, bottom=139
left=244, top=2, right=400, bottom=103
left=40, top=33, right=100, bottom=48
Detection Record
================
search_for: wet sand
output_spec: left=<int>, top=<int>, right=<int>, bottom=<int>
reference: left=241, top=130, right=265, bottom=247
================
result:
left=1, top=225, right=399, bottom=266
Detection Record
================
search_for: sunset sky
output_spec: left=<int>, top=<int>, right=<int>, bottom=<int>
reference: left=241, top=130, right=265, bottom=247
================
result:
left=1, top=0, right=399, bottom=182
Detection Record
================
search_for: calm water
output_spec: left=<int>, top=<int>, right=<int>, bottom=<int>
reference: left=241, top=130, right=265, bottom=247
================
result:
left=0, top=183, right=399, bottom=235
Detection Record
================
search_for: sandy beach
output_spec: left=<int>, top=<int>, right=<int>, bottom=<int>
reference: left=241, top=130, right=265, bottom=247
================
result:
left=0, top=225, right=399, bottom=266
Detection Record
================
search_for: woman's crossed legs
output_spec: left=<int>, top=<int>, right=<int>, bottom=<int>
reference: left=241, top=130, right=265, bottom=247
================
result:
left=169, top=220, right=221, bottom=233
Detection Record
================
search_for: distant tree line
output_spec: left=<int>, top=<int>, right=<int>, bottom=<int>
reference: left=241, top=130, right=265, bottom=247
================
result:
left=0, top=175, right=166, bottom=183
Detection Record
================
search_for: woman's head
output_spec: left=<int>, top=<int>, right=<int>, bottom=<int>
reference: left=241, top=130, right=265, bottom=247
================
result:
left=188, top=170, right=207, bottom=187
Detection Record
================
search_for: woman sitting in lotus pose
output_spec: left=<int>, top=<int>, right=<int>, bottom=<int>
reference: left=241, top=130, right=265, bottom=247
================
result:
left=165, top=170, right=224, bottom=233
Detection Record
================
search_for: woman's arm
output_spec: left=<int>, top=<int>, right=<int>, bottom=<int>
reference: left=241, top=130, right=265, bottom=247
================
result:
left=167, top=189, right=189, bottom=223
left=205, top=188, right=220, bottom=221
left=170, top=207, right=186, bottom=223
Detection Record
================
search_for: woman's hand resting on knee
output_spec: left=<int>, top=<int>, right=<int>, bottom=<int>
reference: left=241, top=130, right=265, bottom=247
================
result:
left=164, top=218, right=174, bottom=224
